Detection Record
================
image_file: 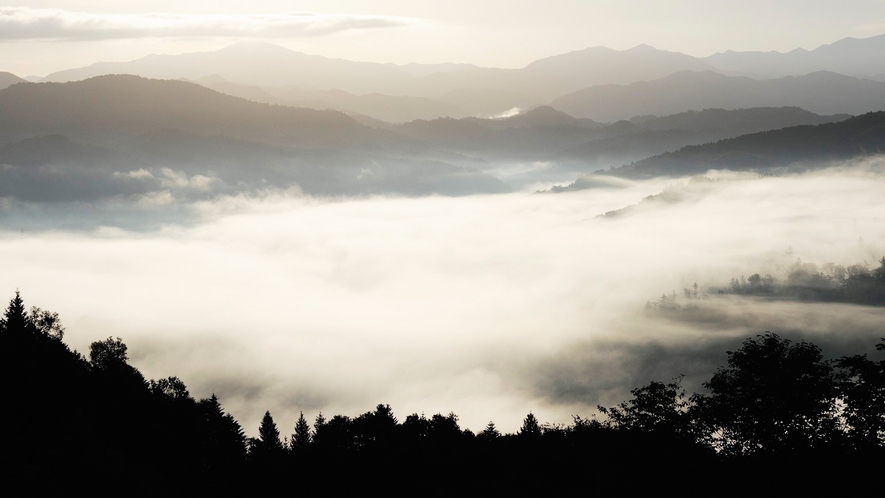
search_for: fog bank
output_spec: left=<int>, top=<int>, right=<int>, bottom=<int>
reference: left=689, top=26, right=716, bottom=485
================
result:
left=2, top=164, right=884, bottom=434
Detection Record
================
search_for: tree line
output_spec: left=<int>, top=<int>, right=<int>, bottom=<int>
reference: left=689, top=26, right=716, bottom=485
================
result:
left=720, top=257, right=885, bottom=305
left=2, top=291, right=883, bottom=493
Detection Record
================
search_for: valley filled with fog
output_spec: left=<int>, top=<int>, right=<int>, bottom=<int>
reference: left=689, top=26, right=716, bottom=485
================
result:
left=3, top=162, right=883, bottom=433
left=3, top=17, right=885, bottom=450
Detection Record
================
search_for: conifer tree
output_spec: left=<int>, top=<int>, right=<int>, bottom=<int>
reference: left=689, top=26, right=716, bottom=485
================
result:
left=478, top=421, right=501, bottom=440
left=518, top=412, right=541, bottom=437
left=251, top=411, right=284, bottom=460
left=2, top=290, right=28, bottom=333
left=290, top=411, right=312, bottom=449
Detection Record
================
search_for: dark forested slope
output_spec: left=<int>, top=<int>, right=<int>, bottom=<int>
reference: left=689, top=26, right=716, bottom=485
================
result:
left=612, top=111, right=885, bottom=178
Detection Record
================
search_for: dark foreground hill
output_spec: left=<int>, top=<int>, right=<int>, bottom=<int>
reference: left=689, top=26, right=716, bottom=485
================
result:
left=3, top=290, right=885, bottom=494
left=613, top=111, right=885, bottom=178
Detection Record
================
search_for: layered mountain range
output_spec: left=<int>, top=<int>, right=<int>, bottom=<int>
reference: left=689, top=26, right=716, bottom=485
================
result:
left=2, top=33, right=885, bottom=200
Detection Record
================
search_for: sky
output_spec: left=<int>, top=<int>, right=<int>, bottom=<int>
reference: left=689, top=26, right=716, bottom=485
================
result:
left=3, top=1, right=885, bottom=77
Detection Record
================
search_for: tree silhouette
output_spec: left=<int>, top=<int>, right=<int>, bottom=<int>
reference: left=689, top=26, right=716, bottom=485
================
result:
left=28, top=307, right=65, bottom=340
left=518, top=412, right=541, bottom=437
left=599, top=377, right=693, bottom=440
left=290, top=411, right=312, bottom=450
left=250, top=411, right=285, bottom=462
left=478, top=421, right=501, bottom=441
left=89, top=336, right=130, bottom=371
left=150, top=376, right=190, bottom=400
left=198, top=394, right=247, bottom=468
left=1, top=290, right=28, bottom=333
left=834, top=339, right=885, bottom=449
left=692, top=333, right=837, bottom=455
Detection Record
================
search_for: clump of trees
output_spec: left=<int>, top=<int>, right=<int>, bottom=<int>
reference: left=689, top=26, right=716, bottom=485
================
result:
left=3, top=291, right=885, bottom=492
left=720, top=257, right=885, bottom=305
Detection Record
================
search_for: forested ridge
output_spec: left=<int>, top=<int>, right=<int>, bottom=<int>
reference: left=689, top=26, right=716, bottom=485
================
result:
left=3, top=291, right=884, bottom=494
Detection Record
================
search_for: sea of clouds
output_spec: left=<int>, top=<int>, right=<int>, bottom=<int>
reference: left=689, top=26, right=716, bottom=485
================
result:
left=2, top=161, right=885, bottom=435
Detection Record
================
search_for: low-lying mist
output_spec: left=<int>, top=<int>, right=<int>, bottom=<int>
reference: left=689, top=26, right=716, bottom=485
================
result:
left=2, top=162, right=885, bottom=435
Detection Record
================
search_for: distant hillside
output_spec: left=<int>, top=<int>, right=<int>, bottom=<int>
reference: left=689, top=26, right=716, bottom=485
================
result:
left=704, top=34, right=885, bottom=78
left=414, top=44, right=718, bottom=101
left=43, top=42, right=418, bottom=95
left=562, top=107, right=850, bottom=165
left=0, top=72, right=26, bottom=90
left=0, top=131, right=510, bottom=201
left=551, top=71, right=885, bottom=121
left=0, top=75, right=399, bottom=148
left=477, top=106, right=598, bottom=130
left=437, top=88, right=541, bottom=117
left=612, top=111, right=885, bottom=178
left=195, top=77, right=468, bottom=123
left=395, top=107, right=601, bottom=159
left=42, top=42, right=719, bottom=102
left=396, top=106, right=848, bottom=165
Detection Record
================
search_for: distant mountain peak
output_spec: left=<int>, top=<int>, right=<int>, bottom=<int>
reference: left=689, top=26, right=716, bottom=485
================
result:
left=626, top=44, right=660, bottom=52
left=0, top=71, right=27, bottom=90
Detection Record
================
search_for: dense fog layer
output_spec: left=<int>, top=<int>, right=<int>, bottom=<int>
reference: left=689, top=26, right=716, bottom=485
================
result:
left=2, top=162, right=884, bottom=434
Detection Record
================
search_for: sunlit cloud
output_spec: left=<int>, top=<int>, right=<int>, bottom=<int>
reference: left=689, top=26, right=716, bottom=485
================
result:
left=0, top=7, right=416, bottom=41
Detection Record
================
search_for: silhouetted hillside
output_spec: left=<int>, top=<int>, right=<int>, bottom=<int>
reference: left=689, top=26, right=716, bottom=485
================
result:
left=0, top=75, right=398, bottom=148
left=397, top=106, right=847, bottom=165
left=614, top=112, right=885, bottom=178
left=551, top=71, right=885, bottom=121
left=562, top=107, right=849, bottom=165
left=396, top=109, right=600, bottom=159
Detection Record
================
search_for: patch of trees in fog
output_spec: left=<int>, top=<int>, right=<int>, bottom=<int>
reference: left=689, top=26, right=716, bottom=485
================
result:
left=3, top=291, right=884, bottom=493
left=719, top=257, right=885, bottom=305
left=647, top=257, right=885, bottom=314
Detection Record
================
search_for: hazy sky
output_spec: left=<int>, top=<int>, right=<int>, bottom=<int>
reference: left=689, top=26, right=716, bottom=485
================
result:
left=3, top=1, right=885, bottom=76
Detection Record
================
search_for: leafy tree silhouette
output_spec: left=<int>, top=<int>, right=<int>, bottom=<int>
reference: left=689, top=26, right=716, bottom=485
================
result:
left=599, top=376, right=693, bottom=440
left=692, top=332, right=838, bottom=455
left=28, top=306, right=64, bottom=340
left=834, top=338, right=885, bottom=449
left=89, top=336, right=130, bottom=371
left=150, top=376, right=190, bottom=400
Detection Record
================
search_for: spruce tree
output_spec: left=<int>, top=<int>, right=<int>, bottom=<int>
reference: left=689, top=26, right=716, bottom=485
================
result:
left=252, top=411, right=283, bottom=459
left=290, top=411, right=312, bottom=450
left=2, top=290, right=28, bottom=334
left=518, top=412, right=541, bottom=437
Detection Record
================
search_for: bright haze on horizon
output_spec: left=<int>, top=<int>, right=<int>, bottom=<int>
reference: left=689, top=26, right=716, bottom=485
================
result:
left=2, top=0, right=885, bottom=76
